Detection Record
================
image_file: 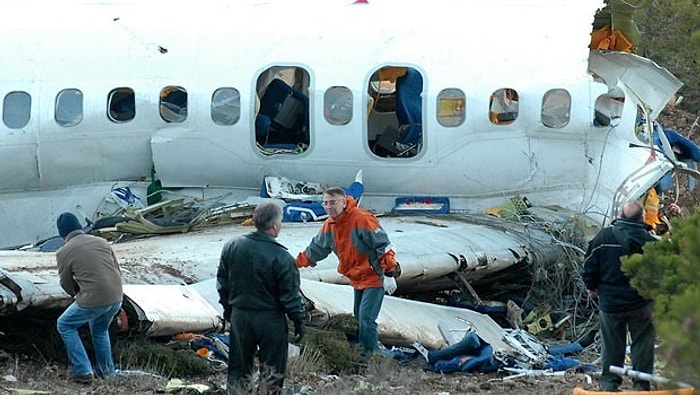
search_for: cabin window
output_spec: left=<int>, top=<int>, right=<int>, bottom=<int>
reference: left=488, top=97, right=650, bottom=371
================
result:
left=107, top=87, right=135, bottom=123
left=55, top=89, right=83, bottom=127
left=3, top=91, right=31, bottom=129
left=254, top=66, right=310, bottom=155
left=594, top=90, right=624, bottom=127
left=160, top=86, right=188, bottom=123
left=368, top=66, right=423, bottom=158
left=324, top=86, right=352, bottom=126
left=541, top=89, right=571, bottom=128
left=211, top=87, right=240, bottom=126
left=489, top=88, right=518, bottom=125
left=436, top=88, right=465, bottom=127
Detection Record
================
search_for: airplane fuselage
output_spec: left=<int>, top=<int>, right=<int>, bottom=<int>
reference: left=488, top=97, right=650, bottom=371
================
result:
left=0, top=0, right=679, bottom=247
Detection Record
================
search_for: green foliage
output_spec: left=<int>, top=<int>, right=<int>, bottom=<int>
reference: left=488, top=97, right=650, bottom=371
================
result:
left=692, top=30, right=700, bottom=62
left=635, top=0, right=700, bottom=113
left=302, top=328, right=366, bottom=374
left=622, top=208, right=700, bottom=387
left=115, top=336, right=212, bottom=377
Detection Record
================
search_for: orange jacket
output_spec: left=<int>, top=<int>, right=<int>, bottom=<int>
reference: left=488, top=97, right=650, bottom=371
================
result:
left=296, top=196, right=397, bottom=289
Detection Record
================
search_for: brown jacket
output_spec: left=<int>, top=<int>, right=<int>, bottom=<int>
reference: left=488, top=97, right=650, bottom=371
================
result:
left=56, top=231, right=123, bottom=308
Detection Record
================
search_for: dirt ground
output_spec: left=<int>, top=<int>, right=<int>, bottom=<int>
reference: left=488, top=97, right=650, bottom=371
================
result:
left=0, top=347, right=616, bottom=395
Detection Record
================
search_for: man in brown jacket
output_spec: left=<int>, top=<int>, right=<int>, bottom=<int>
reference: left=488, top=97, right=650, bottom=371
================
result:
left=55, top=212, right=123, bottom=383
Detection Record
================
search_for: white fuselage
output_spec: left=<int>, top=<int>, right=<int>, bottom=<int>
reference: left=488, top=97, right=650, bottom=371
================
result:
left=0, top=0, right=678, bottom=247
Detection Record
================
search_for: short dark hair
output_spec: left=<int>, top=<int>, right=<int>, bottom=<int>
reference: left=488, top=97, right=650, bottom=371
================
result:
left=253, top=202, right=282, bottom=231
left=323, top=187, right=346, bottom=198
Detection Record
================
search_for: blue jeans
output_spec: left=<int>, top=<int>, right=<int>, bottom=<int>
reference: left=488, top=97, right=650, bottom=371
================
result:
left=353, top=287, right=384, bottom=354
left=57, top=301, right=122, bottom=377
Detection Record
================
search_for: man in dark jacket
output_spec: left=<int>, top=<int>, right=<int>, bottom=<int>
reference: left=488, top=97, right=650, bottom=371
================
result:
left=217, top=202, right=305, bottom=395
left=582, top=200, right=658, bottom=391
left=55, top=212, right=123, bottom=383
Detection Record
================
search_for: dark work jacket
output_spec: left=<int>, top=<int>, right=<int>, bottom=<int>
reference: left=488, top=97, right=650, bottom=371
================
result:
left=216, top=231, right=304, bottom=323
left=582, top=219, right=657, bottom=313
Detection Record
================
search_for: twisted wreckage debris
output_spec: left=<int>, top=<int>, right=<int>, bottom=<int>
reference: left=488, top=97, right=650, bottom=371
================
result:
left=2, top=179, right=605, bottom=380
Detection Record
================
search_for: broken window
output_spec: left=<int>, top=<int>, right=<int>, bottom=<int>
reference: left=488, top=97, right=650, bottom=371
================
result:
left=211, top=87, right=240, bottom=126
left=160, top=86, right=188, bottom=123
left=541, top=89, right=571, bottom=128
left=368, top=66, right=423, bottom=158
left=108, top=87, right=135, bottom=123
left=489, top=88, right=518, bottom=125
left=324, top=86, right=352, bottom=126
left=3, top=91, right=31, bottom=129
left=254, top=66, right=310, bottom=155
left=55, top=89, right=83, bottom=127
left=437, top=88, right=466, bottom=127
left=593, top=89, right=624, bottom=127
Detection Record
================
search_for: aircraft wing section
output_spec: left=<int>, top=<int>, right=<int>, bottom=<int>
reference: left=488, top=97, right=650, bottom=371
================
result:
left=296, top=215, right=563, bottom=294
left=0, top=269, right=66, bottom=315
left=122, top=283, right=223, bottom=337
left=300, top=279, right=509, bottom=352
left=1, top=212, right=570, bottom=314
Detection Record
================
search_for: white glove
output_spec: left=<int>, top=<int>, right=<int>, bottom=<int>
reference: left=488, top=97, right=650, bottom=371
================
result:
left=383, top=276, right=397, bottom=295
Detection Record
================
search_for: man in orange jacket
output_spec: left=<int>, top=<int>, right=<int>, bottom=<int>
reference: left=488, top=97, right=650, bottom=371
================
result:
left=296, top=186, right=399, bottom=355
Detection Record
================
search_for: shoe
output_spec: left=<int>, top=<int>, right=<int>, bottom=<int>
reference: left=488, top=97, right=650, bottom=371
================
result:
left=69, top=372, right=94, bottom=384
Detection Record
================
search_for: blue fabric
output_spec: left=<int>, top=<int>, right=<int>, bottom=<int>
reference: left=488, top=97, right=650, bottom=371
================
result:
left=255, top=78, right=309, bottom=147
left=255, top=114, right=272, bottom=144
left=283, top=203, right=328, bottom=222
left=57, top=301, right=122, bottom=377
left=547, top=342, right=582, bottom=356
left=424, top=332, right=500, bottom=374
left=545, top=355, right=581, bottom=371
left=395, top=69, right=423, bottom=146
left=391, top=196, right=450, bottom=215
left=660, top=128, right=700, bottom=162
left=190, top=333, right=229, bottom=360
left=353, top=287, right=384, bottom=353
left=653, top=127, right=700, bottom=193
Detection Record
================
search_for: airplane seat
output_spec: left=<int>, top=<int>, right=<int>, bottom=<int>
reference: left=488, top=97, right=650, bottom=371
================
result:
left=255, top=78, right=309, bottom=150
left=374, top=69, right=422, bottom=156
left=395, top=68, right=423, bottom=147
left=255, top=114, right=272, bottom=145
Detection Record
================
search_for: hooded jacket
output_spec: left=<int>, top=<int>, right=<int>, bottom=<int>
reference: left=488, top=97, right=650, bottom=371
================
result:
left=582, top=219, right=657, bottom=313
left=298, top=196, right=397, bottom=290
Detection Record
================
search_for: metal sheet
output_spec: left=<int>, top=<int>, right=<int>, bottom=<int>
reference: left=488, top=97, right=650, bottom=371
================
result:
left=300, top=279, right=509, bottom=352
left=122, top=284, right=222, bottom=337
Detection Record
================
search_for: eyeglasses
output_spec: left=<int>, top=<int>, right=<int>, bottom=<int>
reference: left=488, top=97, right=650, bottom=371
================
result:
left=322, top=199, right=343, bottom=207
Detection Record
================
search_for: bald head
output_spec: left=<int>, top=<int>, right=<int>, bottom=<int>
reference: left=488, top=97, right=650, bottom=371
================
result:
left=620, top=200, right=644, bottom=223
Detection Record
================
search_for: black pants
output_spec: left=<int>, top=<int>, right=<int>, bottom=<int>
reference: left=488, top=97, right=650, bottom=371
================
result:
left=227, top=309, right=289, bottom=395
left=599, top=303, right=655, bottom=391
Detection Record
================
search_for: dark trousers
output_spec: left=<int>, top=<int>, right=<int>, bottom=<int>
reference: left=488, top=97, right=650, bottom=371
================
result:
left=599, top=303, right=655, bottom=391
left=227, top=309, right=289, bottom=395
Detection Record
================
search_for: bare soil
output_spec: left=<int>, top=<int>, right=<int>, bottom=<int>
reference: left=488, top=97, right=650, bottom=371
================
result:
left=0, top=347, right=612, bottom=395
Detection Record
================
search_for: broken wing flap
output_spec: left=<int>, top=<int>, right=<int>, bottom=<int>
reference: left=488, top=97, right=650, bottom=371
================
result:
left=121, top=284, right=223, bottom=337
left=0, top=269, right=68, bottom=315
